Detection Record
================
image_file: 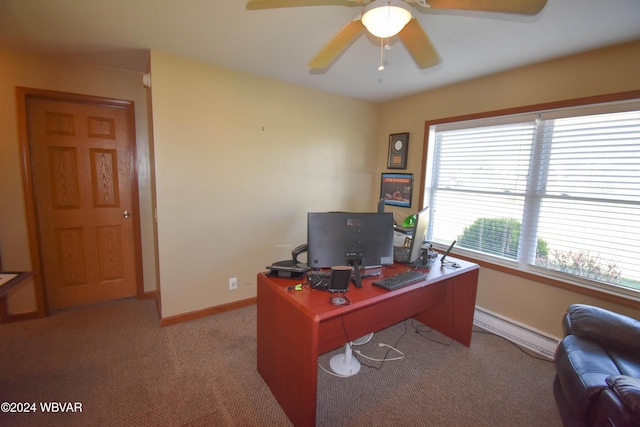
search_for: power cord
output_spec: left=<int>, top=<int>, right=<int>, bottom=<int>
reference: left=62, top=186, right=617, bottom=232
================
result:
left=319, top=319, right=412, bottom=376
left=317, top=361, right=354, bottom=378
left=472, top=328, right=554, bottom=363
left=358, top=320, right=411, bottom=371
left=354, top=343, right=404, bottom=362
left=318, top=342, right=406, bottom=378
left=411, top=320, right=453, bottom=345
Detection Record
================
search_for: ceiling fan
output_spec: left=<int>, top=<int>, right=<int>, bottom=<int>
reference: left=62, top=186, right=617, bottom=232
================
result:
left=246, top=0, right=547, bottom=70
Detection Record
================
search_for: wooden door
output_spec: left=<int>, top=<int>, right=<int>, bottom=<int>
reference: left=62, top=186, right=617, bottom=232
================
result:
left=25, top=94, right=140, bottom=310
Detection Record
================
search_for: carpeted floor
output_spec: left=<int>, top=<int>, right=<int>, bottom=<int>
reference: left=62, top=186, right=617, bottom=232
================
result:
left=0, top=297, right=562, bottom=426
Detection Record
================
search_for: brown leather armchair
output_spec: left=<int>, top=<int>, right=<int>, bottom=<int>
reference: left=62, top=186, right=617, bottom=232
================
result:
left=553, top=304, right=640, bottom=427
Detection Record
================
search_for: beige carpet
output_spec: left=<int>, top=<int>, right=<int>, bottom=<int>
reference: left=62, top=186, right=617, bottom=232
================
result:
left=0, top=297, right=562, bottom=426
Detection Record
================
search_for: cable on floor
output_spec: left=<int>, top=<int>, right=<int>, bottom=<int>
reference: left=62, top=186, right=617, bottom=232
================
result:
left=472, top=328, right=554, bottom=363
left=411, top=319, right=453, bottom=346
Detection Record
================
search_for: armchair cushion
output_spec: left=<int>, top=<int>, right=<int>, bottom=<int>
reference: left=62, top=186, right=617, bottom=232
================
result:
left=563, top=304, right=640, bottom=354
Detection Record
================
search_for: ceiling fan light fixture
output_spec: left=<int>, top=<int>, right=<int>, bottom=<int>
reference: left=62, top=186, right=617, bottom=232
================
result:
left=361, top=0, right=412, bottom=39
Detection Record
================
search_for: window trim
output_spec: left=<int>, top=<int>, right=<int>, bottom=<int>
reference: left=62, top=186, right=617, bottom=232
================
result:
left=420, top=90, right=640, bottom=310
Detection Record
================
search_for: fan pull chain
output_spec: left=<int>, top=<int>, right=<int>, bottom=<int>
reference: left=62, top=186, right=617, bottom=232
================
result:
left=378, top=38, right=385, bottom=71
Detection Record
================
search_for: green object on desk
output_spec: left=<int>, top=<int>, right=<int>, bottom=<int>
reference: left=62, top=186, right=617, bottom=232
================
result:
left=402, top=214, right=416, bottom=228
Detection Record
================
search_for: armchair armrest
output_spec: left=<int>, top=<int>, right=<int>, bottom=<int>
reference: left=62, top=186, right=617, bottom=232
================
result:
left=563, top=304, right=640, bottom=354
left=592, top=376, right=640, bottom=427
left=607, top=375, right=640, bottom=418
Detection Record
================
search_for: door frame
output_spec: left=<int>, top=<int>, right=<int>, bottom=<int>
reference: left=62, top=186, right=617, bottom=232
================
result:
left=15, top=87, right=145, bottom=317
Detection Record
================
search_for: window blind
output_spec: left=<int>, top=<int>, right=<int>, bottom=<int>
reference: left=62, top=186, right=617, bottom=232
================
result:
left=430, top=121, right=536, bottom=261
left=533, top=111, right=640, bottom=288
left=426, top=103, right=640, bottom=297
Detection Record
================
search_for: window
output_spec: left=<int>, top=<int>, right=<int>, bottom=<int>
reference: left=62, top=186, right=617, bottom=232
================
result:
left=424, top=95, right=640, bottom=300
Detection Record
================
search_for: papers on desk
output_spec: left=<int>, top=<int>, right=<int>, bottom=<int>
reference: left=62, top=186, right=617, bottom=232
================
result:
left=0, top=274, right=19, bottom=287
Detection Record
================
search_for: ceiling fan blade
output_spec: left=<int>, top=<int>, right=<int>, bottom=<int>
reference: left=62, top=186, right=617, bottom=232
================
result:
left=246, top=0, right=365, bottom=10
left=426, top=0, right=547, bottom=15
left=398, top=19, right=440, bottom=69
left=309, top=19, right=364, bottom=69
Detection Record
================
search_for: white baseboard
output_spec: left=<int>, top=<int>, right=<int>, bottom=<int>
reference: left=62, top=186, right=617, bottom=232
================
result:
left=473, top=307, right=560, bottom=360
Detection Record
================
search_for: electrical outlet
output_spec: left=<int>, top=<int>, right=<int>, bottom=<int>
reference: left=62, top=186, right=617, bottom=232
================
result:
left=229, top=277, right=238, bottom=290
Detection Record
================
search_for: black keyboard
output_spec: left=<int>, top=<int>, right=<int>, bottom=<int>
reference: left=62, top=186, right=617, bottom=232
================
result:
left=372, top=270, right=428, bottom=291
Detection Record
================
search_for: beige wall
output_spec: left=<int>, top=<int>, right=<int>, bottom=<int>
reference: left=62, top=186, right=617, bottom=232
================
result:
left=148, top=51, right=379, bottom=318
left=0, top=48, right=157, bottom=313
left=377, top=40, right=640, bottom=337
left=2, top=40, right=638, bottom=337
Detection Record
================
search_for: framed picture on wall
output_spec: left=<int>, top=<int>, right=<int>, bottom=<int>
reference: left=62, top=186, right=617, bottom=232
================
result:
left=380, top=173, right=413, bottom=208
left=387, top=132, right=409, bottom=169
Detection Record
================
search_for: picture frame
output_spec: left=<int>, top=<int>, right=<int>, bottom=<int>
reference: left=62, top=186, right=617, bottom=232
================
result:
left=380, top=173, right=413, bottom=208
left=387, top=132, right=409, bottom=169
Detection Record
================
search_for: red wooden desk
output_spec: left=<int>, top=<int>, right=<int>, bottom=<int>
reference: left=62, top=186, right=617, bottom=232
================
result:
left=257, top=256, right=479, bottom=426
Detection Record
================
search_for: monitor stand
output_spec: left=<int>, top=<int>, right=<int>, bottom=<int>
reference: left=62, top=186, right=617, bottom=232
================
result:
left=347, top=258, right=363, bottom=288
left=412, top=248, right=438, bottom=270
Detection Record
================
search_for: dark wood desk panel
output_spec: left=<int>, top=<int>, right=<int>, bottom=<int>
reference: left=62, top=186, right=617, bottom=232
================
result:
left=414, top=266, right=479, bottom=346
left=257, top=274, right=319, bottom=424
left=317, top=283, right=446, bottom=353
left=257, top=257, right=479, bottom=427
left=0, top=272, right=33, bottom=298
left=0, top=272, right=34, bottom=323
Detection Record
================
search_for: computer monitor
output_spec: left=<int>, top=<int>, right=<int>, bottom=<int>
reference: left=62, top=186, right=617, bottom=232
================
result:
left=307, top=212, right=394, bottom=288
left=406, top=206, right=430, bottom=265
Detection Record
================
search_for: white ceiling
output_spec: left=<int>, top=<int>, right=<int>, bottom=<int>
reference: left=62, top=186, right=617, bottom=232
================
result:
left=1, top=0, right=639, bottom=102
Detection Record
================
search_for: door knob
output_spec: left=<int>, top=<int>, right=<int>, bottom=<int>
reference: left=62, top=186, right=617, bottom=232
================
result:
left=123, top=210, right=130, bottom=219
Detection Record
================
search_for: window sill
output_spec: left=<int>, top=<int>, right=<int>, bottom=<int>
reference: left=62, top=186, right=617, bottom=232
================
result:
left=451, top=252, right=640, bottom=309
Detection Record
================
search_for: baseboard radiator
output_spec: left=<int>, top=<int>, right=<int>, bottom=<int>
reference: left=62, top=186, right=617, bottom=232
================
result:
left=473, top=307, right=560, bottom=360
